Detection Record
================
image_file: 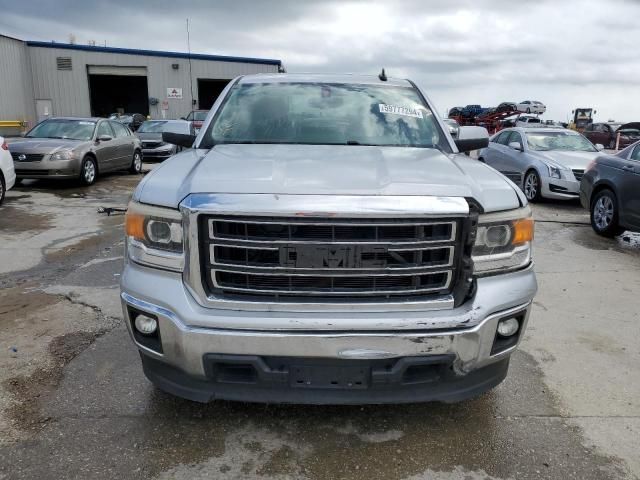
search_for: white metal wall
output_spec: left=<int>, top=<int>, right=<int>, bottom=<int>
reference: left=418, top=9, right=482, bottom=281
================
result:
left=0, top=35, right=36, bottom=134
left=27, top=46, right=279, bottom=120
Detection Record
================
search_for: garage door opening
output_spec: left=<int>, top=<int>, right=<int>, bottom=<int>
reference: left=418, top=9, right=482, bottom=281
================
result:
left=198, top=79, right=231, bottom=109
left=88, top=66, right=149, bottom=117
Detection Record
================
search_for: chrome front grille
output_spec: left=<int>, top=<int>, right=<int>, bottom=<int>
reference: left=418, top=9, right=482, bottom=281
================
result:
left=572, top=169, right=584, bottom=182
left=11, top=152, right=44, bottom=162
left=199, top=216, right=461, bottom=299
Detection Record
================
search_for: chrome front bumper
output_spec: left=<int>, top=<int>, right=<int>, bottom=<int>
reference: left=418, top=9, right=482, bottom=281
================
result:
left=120, top=262, right=536, bottom=380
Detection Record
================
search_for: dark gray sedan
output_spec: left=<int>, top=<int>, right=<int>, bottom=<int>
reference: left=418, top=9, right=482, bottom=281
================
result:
left=135, top=120, right=193, bottom=161
left=10, top=117, right=142, bottom=185
left=580, top=140, right=640, bottom=236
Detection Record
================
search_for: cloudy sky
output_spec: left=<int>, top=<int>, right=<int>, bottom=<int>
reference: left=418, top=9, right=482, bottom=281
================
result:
left=2, top=0, right=639, bottom=122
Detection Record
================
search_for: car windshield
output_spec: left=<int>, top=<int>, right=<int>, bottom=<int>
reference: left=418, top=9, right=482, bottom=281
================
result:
left=526, top=131, right=597, bottom=152
left=620, top=129, right=640, bottom=136
left=26, top=119, right=96, bottom=140
left=202, top=82, right=448, bottom=150
left=138, top=121, right=168, bottom=133
left=117, top=115, right=133, bottom=123
left=187, top=111, right=208, bottom=121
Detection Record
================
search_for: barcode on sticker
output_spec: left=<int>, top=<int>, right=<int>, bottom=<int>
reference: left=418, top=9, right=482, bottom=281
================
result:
left=378, top=104, right=423, bottom=118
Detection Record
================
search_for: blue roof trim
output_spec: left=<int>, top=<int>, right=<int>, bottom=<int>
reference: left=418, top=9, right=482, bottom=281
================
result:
left=25, top=41, right=282, bottom=66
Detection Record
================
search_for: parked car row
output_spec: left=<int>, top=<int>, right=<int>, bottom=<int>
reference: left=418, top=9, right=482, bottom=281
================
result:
left=478, top=127, right=640, bottom=235
left=583, top=122, right=640, bottom=150
left=1, top=115, right=198, bottom=189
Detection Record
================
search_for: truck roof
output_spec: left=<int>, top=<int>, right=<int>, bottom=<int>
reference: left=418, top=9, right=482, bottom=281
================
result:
left=238, top=73, right=413, bottom=87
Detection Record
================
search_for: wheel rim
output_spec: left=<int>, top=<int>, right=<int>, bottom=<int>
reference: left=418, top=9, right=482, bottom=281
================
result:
left=524, top=172, right=538, bottom=200
left=84, top=161, right=96, bottom=183
left=0, top=180, right=4, bottom=200
left=134, top=153, right=142, bottom=172
left=594, top=196, right=614, bottom=230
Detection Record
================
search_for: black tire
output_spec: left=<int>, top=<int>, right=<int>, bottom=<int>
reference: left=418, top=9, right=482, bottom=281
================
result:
left=526, top=108, right=531, bottom=114
left=80, top=156, right=97, bottom=186
left=590, top=189, right=624, bottom=237
left=608, top=139, right=616, bottom=150
left=522, top=169, right=542, bottom=202
left=0, top=173, right=5, bottom=205
left=129, top=150, right=142, bottom=174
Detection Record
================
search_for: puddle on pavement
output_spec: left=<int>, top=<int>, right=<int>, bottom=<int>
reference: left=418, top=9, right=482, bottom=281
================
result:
left=0, top=285, right=59, bottom=328
left=0, top=204, right=51, bottom=234
left=573, top=228, right=640, bottom=253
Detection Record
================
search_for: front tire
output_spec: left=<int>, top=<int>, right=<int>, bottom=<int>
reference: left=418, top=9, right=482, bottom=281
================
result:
left=129, top=150, right=142, bottom=174
left=523, top=169, right=542, bottom=202
left=80, top=157, right=97, bottom=186
left=0, top=173, right=5, bottom=205
left=591, top=189, right=624, bottom=237
left=608, top=139, right=616, bottom=150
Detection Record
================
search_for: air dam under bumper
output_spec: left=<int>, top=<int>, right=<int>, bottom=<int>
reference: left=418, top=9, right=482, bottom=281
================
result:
left=120, top=263, right=535, bottom=404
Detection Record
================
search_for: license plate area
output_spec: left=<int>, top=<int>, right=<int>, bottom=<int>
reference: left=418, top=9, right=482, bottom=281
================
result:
left=290, top=364, right=369, bottom=390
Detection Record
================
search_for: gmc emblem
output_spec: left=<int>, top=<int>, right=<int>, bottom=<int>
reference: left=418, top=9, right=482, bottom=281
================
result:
left=280, top=245, right=388, bottom=269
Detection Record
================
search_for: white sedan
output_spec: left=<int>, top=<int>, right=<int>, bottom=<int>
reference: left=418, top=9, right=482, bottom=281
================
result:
left=517, top=100, right=546, bottom=114
left=0, top=136, right=16, bottom=204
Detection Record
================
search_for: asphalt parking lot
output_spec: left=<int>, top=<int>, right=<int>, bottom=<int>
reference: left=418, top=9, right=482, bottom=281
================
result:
left=0, top=169, right=638, bottom=480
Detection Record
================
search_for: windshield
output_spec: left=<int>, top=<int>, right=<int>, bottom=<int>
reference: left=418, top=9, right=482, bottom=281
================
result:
left=187, top=111, right=208, bottom=121
left=137, top=121, right=168, bottom=133
left=26, top=119, right=96, bottom=140
left=526, top=131, right=597, bottom=152
left=202, top=82, right=449, bottom=150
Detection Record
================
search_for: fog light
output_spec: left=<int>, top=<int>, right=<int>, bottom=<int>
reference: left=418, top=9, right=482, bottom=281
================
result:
left=134, top=314, right=158, bottom=335
left=497, top=317, right=519, bottom=337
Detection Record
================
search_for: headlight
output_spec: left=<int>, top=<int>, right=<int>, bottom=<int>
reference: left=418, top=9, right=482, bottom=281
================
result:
left=472, top=206, right=534, bottom=275
left=125, top=202, right=184, bottom=271
left=547, top=165, right=562, bottom=179
left=51, top=149, right=75, bottom=160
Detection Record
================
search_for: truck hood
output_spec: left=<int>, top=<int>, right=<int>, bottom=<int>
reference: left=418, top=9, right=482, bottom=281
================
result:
left=136, top=144, right=522, bottom=212
left=8, top=137, right=84, bottom=154
left=533, top=150, right=600, bottom=170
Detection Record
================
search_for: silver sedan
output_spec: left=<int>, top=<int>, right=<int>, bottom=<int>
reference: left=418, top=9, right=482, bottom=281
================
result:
left=478, top=127, right=604, bottom=201
left=9, top=117, right=142, bottom=185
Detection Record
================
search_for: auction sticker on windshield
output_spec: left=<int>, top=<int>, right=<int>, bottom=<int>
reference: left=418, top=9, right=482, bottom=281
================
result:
left=378, top=104, right=424, bottom=118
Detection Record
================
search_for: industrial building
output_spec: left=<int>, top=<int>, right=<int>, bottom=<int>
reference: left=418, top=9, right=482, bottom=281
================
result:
left=0, top=33, right=282, bottom=136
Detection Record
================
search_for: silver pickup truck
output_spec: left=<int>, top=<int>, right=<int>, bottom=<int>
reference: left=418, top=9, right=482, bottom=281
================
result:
left=121, top=73, right=537, bottom=404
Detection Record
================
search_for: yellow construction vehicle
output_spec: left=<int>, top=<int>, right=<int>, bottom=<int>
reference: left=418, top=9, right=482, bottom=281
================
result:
left=569, top=108, right=596, bottom=132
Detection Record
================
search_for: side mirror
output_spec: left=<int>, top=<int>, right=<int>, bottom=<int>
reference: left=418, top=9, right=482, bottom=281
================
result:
left=595, top=144, right=605, bottom=151
left=180, top=117, right=186, bottom=120
left=454, top=126, right=489, bottom=153
left=98, top=134, right=112, bottom=142
left=508, top=142, right=523, bottom=151
left=163, top=131, right=196, bottom=149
